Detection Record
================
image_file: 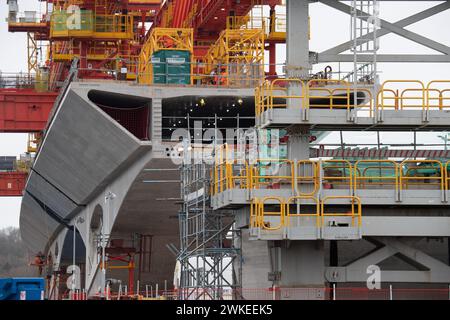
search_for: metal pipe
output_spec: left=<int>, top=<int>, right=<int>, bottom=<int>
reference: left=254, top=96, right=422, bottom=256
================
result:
left=72, top=223, right=76, bottom=295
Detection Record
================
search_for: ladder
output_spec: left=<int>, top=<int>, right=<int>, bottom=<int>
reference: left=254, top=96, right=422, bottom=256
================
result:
left=350, top=0, right=380, bottom=107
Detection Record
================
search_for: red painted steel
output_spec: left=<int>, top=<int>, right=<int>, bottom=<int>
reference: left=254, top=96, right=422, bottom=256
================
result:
left=0, top=172, right=27, bottom=197
left=0, top=89, right=58, bottom=132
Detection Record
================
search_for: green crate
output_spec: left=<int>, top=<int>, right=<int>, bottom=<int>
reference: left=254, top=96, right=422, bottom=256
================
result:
left=152, top=50, right=191, bottom=85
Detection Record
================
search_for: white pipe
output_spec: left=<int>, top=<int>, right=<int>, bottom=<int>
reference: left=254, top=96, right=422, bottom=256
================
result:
left=389, top=284, right=393, bottom=300
left=333, top=283, right=336, bottom=300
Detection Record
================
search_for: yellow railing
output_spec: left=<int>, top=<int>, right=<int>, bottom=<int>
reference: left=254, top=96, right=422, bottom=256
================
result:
left=377, top=80, right=426, bottom=111
left=248, top=159, right=295, bottom=190
left=321, top=196, right=362, bottom=227
left=307, top=79, right=351, bottom=111
left=251, top=195, right=361, bottom=230
left=50, top=11, right=134, bottom=39
left=399, top=160, right=444, bottom=191
left=286, top=196, right=320, bottom=227
left=426, top=80, right=450, bottom=110
left=255, top=79, right=450, bottom=117
left=259, top=196, right=285, bottom=231
left=354, top=160, right=399, bottom=193
left=212, top=158, right=450, bottom=196
left=297, top=160, right=319, bottom=196
left=446, top=160, right=450, bottom=190
left=255, top=78, right=306, bottom=116
left=322, top=160, right=353, bottom=191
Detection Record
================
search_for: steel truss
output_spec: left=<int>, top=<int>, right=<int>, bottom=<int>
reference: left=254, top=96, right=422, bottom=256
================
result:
left=326, top=237, right=450, bottom=283
left=317, top=0, right=450, bottom=63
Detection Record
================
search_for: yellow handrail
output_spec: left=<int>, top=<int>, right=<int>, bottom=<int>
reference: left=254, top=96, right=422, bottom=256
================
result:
left=249, top=159, right=295, bottom=191
left=297, top=160, right=319, bottom=196
left=307, top=79, right=351, bottom=111
left=427, top=80, right=450, bottom=111
left=322, top=159, right=353, bottom=191
left=446, top=160, right=450, bottom=191
left=399, top=160, right=444, bottom=191
left=354, top=160, right=399, bottom=194
left=286, top=196, right=320, bottom=227
left=321, top=196, right=362, bottom=227
left=377, top=80, right=425, bottom=112
left=260, top=196, right=285, bottom=231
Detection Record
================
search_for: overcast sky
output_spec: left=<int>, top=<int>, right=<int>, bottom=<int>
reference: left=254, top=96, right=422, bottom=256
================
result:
left=0, top=1, right=450, bottom=228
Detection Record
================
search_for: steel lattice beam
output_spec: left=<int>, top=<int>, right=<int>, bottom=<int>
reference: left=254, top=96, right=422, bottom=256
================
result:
left=317, top=0, right=450, bottom=63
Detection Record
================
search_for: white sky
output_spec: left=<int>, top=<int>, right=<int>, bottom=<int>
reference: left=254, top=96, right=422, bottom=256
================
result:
left=0, top=1, right=450, bottom=228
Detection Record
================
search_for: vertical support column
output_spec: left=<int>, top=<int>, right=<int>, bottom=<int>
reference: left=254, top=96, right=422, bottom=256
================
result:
left=268, top=6, right=277, bottom=77
left=270, top=240, right=325, bottom=299
left=272, top=0, right=325, bottom=298
left=286, top=0, right=310, bottom=79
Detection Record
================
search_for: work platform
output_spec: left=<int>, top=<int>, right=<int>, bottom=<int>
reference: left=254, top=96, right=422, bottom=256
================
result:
left=257, top=108, right=450, bottom=131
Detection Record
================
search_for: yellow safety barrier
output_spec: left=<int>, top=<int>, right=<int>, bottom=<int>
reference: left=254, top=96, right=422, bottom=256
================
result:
left=307, top=79, right=351, bottom=111
left=321, top=196, right=362, bottom=227
left=399, top=160, right=444, bottom=191
left=249, top=159, right=295, bottom=190
left=250, top=198, right=260, bottom=228
left=250, top=196, right=362, bottom=230
left=401, top=88, right=441, bottom=110
left=446, top=160, right=450, bottom=190
left=322, top=160, right=353, bottom=191
left=296, top=160, right=319, bottom=196
left=50, top=12, right=134, bottom=39
left=211, top=154, right=450, bottom=197
left=354, top=160, right=399, bottom=193
left=255, top=78, right=306, bottom=116
left=259, top=197, right=285, bottom=231
left=256, top=79, right=450, bottom=117
left=286, top=196, right=320, bottom=227
left=427, top=80, right=450, bottom=110
left=333, top=87, right=374, bottom=117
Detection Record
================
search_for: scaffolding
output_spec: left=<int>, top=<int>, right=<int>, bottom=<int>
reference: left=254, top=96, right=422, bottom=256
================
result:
left=204, top=24, right=265, bottom=87
left=178, top=160, right=242, bottom=300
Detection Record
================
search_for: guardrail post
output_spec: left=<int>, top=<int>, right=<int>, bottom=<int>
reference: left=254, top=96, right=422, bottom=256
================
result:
left=332, top=283, right=336, bottom=300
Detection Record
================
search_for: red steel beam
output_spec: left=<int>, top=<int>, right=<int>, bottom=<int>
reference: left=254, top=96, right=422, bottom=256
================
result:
left=0, top=172, right=27, bottom=197
left=0, top=89, right=58, bottom=132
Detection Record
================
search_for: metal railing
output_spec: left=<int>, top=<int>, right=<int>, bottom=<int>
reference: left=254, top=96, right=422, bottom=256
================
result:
left=211, top=158, right=450, bottom=196
left=251, top=195, right=361, bottom=229
left=286, top=195, right=321, bottom=227
left=256, top=79, right=450, bottom=118
left=399, top=160, right=444, bottom=191
left=296, top=160, right=319, bottom=196
left=322, top=160, right=354, bottom=192
left=50, top=11, right=134, bottom=39
left=354, top=160, right=399, bottom=193
left=321, top=196, right=362, bottom=227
